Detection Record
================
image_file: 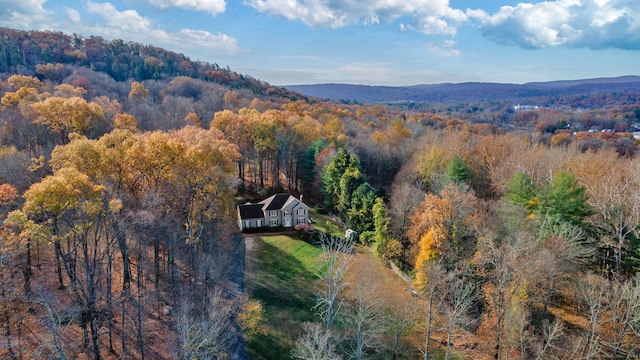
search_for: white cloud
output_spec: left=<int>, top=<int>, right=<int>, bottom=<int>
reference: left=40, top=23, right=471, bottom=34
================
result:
left=335, top=64, right=395, bottom=84
left=0, top=0, right=51, bottom=29
left=66, top=8, right=82, bottom=24
left=269, top=55, right=328, bottom=61
left=244, top=0, right=468, bottom=35
left=85, top=1, right=240, bottom=55
left=263, top=64, right=462, bottom=86
left=175, top=29, right=240, bottom=53
left=424, top=40, right=461, bottom=56
left=87, top=2, right=153, bottom=34
left=477, top=0, right=640, bottom=49
left=140, top=0, right=226, bottom=17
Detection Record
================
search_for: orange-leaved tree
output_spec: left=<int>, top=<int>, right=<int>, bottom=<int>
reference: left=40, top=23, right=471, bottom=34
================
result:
left=409, top=184, right=481, bottom=282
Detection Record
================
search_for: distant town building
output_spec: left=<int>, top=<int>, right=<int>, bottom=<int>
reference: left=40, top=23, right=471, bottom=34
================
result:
left=512, top=104, right=541, bottom=111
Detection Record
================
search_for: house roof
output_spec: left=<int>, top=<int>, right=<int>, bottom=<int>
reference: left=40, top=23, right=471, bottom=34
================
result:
left=239, top=193, right=307, bottom=221
left=238, top=204, right=264, bottom=220
left=262, top=193, right=293, bottom=211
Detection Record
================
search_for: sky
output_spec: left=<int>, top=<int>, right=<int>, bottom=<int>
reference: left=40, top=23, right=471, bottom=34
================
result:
left=1, top=0, right=639, bottom=86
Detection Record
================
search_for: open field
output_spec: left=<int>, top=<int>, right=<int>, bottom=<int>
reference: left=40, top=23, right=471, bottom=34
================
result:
left=244, top=234, right=322, bottom=359
left=244, top=233, right=433, bottom=359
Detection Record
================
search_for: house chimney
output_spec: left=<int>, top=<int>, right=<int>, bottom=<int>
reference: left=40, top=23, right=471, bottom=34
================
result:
left=300, top=194, right=303, bottom=203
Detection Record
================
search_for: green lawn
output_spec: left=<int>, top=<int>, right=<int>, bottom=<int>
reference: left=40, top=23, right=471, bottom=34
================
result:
left=308, top=208, right=345, bottom=237
left=244, top=232, right=429, bottom=360
left=245, top=234, right=323, bottom=360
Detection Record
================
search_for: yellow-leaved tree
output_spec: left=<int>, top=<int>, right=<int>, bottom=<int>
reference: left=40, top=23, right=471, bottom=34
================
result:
left=409, top=184, right=481, bottom=289
left=30, top=96, right=105, bottom=143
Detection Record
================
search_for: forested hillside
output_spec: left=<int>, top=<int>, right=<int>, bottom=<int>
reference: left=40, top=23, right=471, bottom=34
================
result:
left=1, top=28, right=640, bottom=359
left=286, top=76, right=640, bottom=106
left=0, top=28, right=303, bottom=99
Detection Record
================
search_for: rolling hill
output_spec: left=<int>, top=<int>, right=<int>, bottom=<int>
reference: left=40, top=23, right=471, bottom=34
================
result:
left=285, top=76, right=640, bottom=104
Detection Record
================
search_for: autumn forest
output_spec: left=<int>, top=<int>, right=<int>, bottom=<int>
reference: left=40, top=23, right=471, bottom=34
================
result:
left=2, top=28, right=640, bottom=359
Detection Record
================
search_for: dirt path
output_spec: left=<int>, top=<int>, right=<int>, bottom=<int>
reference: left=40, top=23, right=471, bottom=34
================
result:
left=244, top=234, right=257, bottom=285
left=245, top=234, right=255, bottom=252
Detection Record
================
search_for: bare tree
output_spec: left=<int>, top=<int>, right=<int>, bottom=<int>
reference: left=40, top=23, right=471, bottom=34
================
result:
left=525, top=217, right=595, bottom=323
left=476, top=234, right=533, bottom=360
left=388, top=179, right=422, bottom=268
left=35, top=289, right=73, bottom=360
left=416, top=259, right=445, bottom=360
left=315, top=233, right=355, bottom=334
left=382, top=294, right=419, bottom=360
left=575, top=273, right=607, bottom=360
left=293, top=322, right=341, bottom=360
left=571, top=151, right=640, bottom=276
left=440, top=270, right=477, bottom=360
left=341, top=270, right=384, bottom=360
left=604, top=275, right=640, bottom=359
left=174, top=288, right=233, bottom=360
left=535, top=319, right=564, bottom=360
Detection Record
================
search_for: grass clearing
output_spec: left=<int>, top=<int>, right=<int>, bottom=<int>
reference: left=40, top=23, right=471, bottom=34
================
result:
left=308, top=208, right=345, bottom=237
left=244, top=232, right=431, bottom=359
left=245, top=233, right=322, bottom=359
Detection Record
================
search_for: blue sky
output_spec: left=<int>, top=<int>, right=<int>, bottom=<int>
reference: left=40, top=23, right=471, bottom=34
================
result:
left=2, top=0, right=639, bottom=86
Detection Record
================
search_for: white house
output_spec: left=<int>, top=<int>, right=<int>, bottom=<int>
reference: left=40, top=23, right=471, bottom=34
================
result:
left=237, top=193, right=309, bottom=231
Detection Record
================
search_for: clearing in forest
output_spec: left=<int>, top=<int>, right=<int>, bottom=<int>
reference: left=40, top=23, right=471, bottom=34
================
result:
left=244, top=233, right=426, bottom=359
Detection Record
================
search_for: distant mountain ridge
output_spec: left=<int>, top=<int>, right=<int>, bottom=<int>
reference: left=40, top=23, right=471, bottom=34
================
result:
left=285, top=76, right=640, bottom=104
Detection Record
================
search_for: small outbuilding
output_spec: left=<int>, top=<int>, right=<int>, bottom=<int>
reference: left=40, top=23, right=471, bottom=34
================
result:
left=345, top=229, right=357, bottom=240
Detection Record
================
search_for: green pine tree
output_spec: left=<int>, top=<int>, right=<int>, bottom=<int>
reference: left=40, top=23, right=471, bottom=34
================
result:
left=538, top=171, right=593, bottom=226
left=505, top=171, right=538, bottom=213
left=446, top=156, right=470, bottom=185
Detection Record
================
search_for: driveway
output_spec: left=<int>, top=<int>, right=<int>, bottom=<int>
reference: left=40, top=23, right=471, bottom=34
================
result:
left=225, top=233, right=248, bottom=360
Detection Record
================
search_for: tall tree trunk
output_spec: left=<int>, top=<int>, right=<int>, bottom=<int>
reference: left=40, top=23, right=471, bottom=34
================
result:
left=259, top=158, right=264, bottom=188
left=154, top=236, right=160, bottom=290
left=136, top=245, right=145, bottom=360
left=494, top=315, right=504, bottom=360
left=23, top=237, right=32, bottom=294
left=54, top=239, right=65, bottom=289
left=111, top=220, right=131, bottom=291
left=425, top=291, right=435, bottom=360
left=121, top=293, right=128, bottom=357
left=84, top=231, right=102, bottom=360
left=2, top=273, right=14, bottom=358
left=107, top=250, right=114, bottom=353
left=82, top=318, right=90, bottom=353
left=89, top=306, right=101, bottom=360
left=446, top=322, right=454, bottom=360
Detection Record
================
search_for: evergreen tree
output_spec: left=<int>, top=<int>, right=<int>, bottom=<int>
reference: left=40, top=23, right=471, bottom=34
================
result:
left=505, top=172, right=538, bottom=213
left=321, top=149, right=360, bottom=213
left=372, top=197, right=389, bottom=253
left=336, top=167, right=364, bottom=219
left=538, top=171, right=593, bottom=227
left=446, top=156, right=470, bottom=185
left=298, top=139, right=327, bottom=201
left=346, top=183, right=377, bottom=233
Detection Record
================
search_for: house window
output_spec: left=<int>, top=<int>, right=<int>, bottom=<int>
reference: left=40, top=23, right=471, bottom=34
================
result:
left=297, top=207, right=305, bottom=215
left=257, top=220, right=262, bottom=227
left=269, top=219, right=279, bottom=226
left=297, top=218, right=306, bottom=224
left=245, top=221, right=250, bottom=228
left=268, top=210, right=278, bottom=217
